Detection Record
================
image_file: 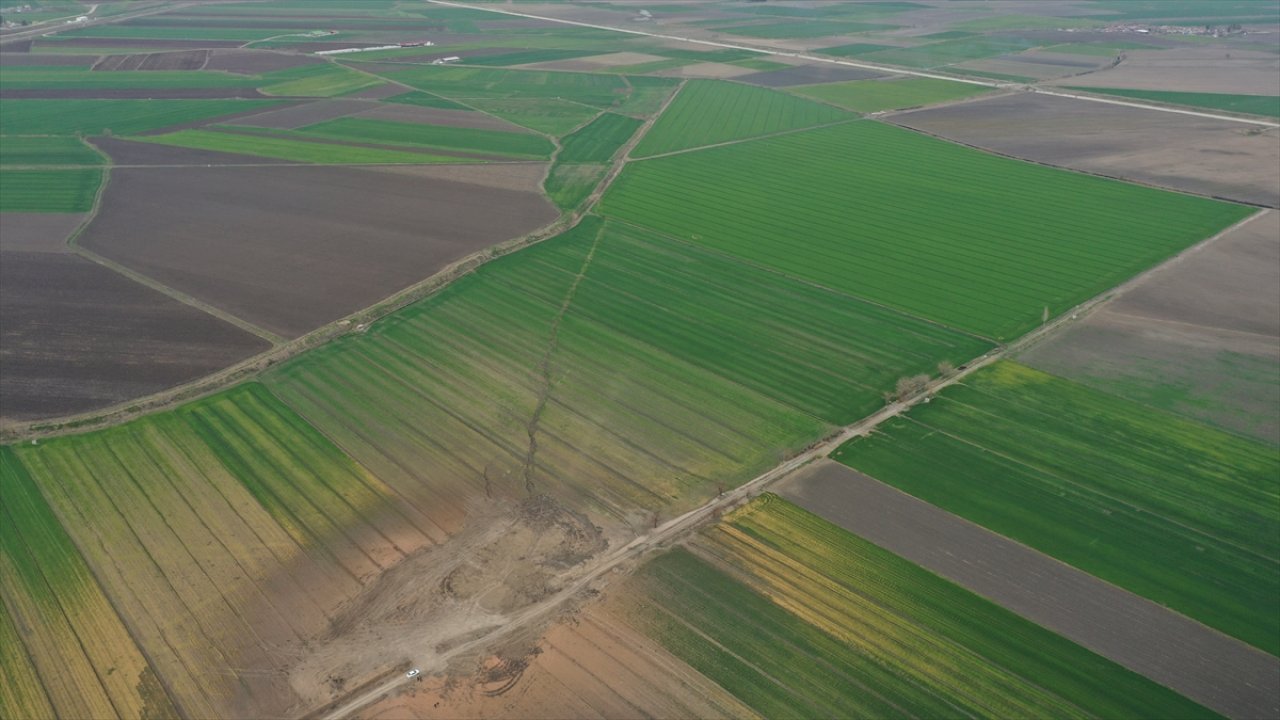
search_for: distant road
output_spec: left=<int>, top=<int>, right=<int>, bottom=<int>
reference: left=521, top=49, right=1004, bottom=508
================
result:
left=0, top=2, right=187, bottom=46
left=426, top=0, right=1280, bottom=129
left=779, top=461, right=1280, bottom=720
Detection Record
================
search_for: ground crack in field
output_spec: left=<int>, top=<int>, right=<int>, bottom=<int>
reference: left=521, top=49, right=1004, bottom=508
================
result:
left=520, top=223, right=605, bottom=495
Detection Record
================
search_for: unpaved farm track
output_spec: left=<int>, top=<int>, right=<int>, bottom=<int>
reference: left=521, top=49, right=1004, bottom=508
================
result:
left=779, top=461, right=1280, bottom=720
left=311, top=209, right=1272, bottom=719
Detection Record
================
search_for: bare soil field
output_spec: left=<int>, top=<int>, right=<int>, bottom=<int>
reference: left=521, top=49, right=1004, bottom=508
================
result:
left=1022, top=211, right=1280, bottom=443
left=37, top=37, right=247, bottom=50
left=653, top=62, right=757, bottom=79
left=1, top=87, right=271, bottom=99
left=357, top=573, right=756, bottom=720
left=0, top=51, right=96, bottom=66
left=530, top=51, right=669, bottom=71
left=369, top=162, right=548, bottom=193
left=1053, top=47, right=1280, bottom=95
left=0, top=251, right=269, bottom=421
left=354, top=104, right=528, bottom=133
left=234, top=98, right=373, bottom=129
left=0, top=212, right=86, bottom=253
left=92, top=50, right=208, bottom=71
left=891, top=92, right=1280, bottom=207
left=91, top=135, right=289, bottom=165
left=205, top=49, right=324, bottom=75
left=77, top=164, right=558, bottom=338
left=737, top=64, right=884, bottom=87
left=777, top=460, right=1280, bottom=720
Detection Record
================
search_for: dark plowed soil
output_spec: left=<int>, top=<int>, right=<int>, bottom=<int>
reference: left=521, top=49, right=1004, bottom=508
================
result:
left=891, top=92, right=1280, bottom=207
left=779, top=461, right=1280, bottom=720
left=0, top=213, right=86, bottom=253
left=0, top=250, right=269, bottom=421
left=205, top=49, right=324, bottom=75
left=37, top=37, right=247, bottom=49
left=234, top=99, right=372, bottom=129
left=737, top=64, right=884, bottom=87
left=78, top=165, right=558, bottom=338
left=0, top=87, right=271, bottom=99
left=1, top=39, right=33, bottom=52
left=90, top=136, right=290, bottom=166
left=0, top=51, right=96, bottom=66
left=93, top=50, right=208, bottom=71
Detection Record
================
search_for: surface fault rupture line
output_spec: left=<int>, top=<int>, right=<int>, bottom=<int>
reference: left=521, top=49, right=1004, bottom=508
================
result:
left=521, top=224, right=604, bottom=494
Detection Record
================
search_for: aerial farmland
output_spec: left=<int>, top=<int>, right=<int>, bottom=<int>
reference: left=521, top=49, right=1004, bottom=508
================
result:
left=1, top=1, right=1277, bottom=719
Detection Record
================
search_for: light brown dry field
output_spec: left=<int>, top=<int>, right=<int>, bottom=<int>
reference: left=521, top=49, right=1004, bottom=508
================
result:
left=356, top=576, right=757, bottom=720
left=890, top=92, right=1280, bottom=207
left=526, top=51, right=669, bottom=72
left=1050, top=46, right=1280, bottom=95
left=653, top=61, right=757, bottom=79
left=0, top=251, right=270, bottom=421
left=1021, top=210, right=1280, bottom=444
left=737, top=63, right=884, bottom=87
left=76, top=162, right=558, bottom=339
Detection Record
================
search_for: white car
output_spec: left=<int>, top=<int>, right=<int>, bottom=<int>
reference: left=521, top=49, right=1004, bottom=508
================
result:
left=405, top=668, right=421, bottom=679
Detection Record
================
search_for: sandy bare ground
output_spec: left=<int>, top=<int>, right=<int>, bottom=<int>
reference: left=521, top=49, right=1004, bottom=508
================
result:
left=1022, top=211, right=1280, bottom=443
left=77, top=164, right=558, bottom=338
left=0, top=212, right=85, bottom=253
left=778, top=460, right=1280, bottom=720
left=1054, top=47, right=1280, bottom=95
left=358, top=591, right=757, bottom=720
left=890, top=92, right=1280, bottom=207
left=653, top=61, right=756, bottom=79
left=0, top=250, right=269, bottom=421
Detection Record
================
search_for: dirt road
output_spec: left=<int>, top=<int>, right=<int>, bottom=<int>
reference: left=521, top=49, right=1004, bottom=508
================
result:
left=310, top=208, right=1268, bottom=719
left=426, top=0, right=1280, bottom=129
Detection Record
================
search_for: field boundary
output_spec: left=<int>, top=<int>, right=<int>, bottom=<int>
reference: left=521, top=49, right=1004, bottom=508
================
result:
left=0, top=70, right=686, bottom=443
left=424, top=0, right=1280, bottom=129
left=303, top=203, right=1270, bottom=720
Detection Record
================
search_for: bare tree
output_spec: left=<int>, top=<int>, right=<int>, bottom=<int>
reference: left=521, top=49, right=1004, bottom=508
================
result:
left=895, top=374, right=930, bottom=402
left=937, top=360, right=955, bottom=377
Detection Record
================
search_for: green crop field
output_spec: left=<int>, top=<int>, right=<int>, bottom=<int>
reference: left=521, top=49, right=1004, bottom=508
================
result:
left=383, top=91, right=468, bottom=110
left=543, top=162, right=605, bottom=211
left=133, top=129, right=473, bottom=164
left=615, top=495, right=1216, bottom=719
left=631, top=80, right=850, bottom=158
left=832, top=362, right=1280, bottom=654
left=862, top=37, right=1042, bottom=68
left=0, top=68, right=259, bottom=90
left=53, top=24, right=289, bottom=41
left=463, top=48, right=603, bottom=67
left=294, top=117, right=555, bottom=158
left=0, top=169, right=100, bottom=212
left=1064, top=87, right=1280, bottom=118
left=1, top=447, right=177, bottom=720
left=259, top=63, right=381, bottom=97
left=602, top=121, right=1251, bottom=339
left=0, top=136, right=102, bottom=165
left=792, top=77, right=993, bottom=112
left=610, top=76, right=679, bottom=118
left=463, top=97, right=602, bottom=136
left=0, top=99, right=279, bottom=136
left=714, top=20, right=898, bottom=38
left=377, top=65, right=630, bottom=108
left=815, top=41, right=900, bottom=56
left=264, top=217, right=835, bottom=526
left=555, top=112, right=641, bottom=163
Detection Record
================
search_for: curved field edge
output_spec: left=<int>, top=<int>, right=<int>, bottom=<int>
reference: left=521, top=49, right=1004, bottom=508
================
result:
left=611, top=494, right=1218, bottom=719
left=831, top=361, right=1280, bottom=655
